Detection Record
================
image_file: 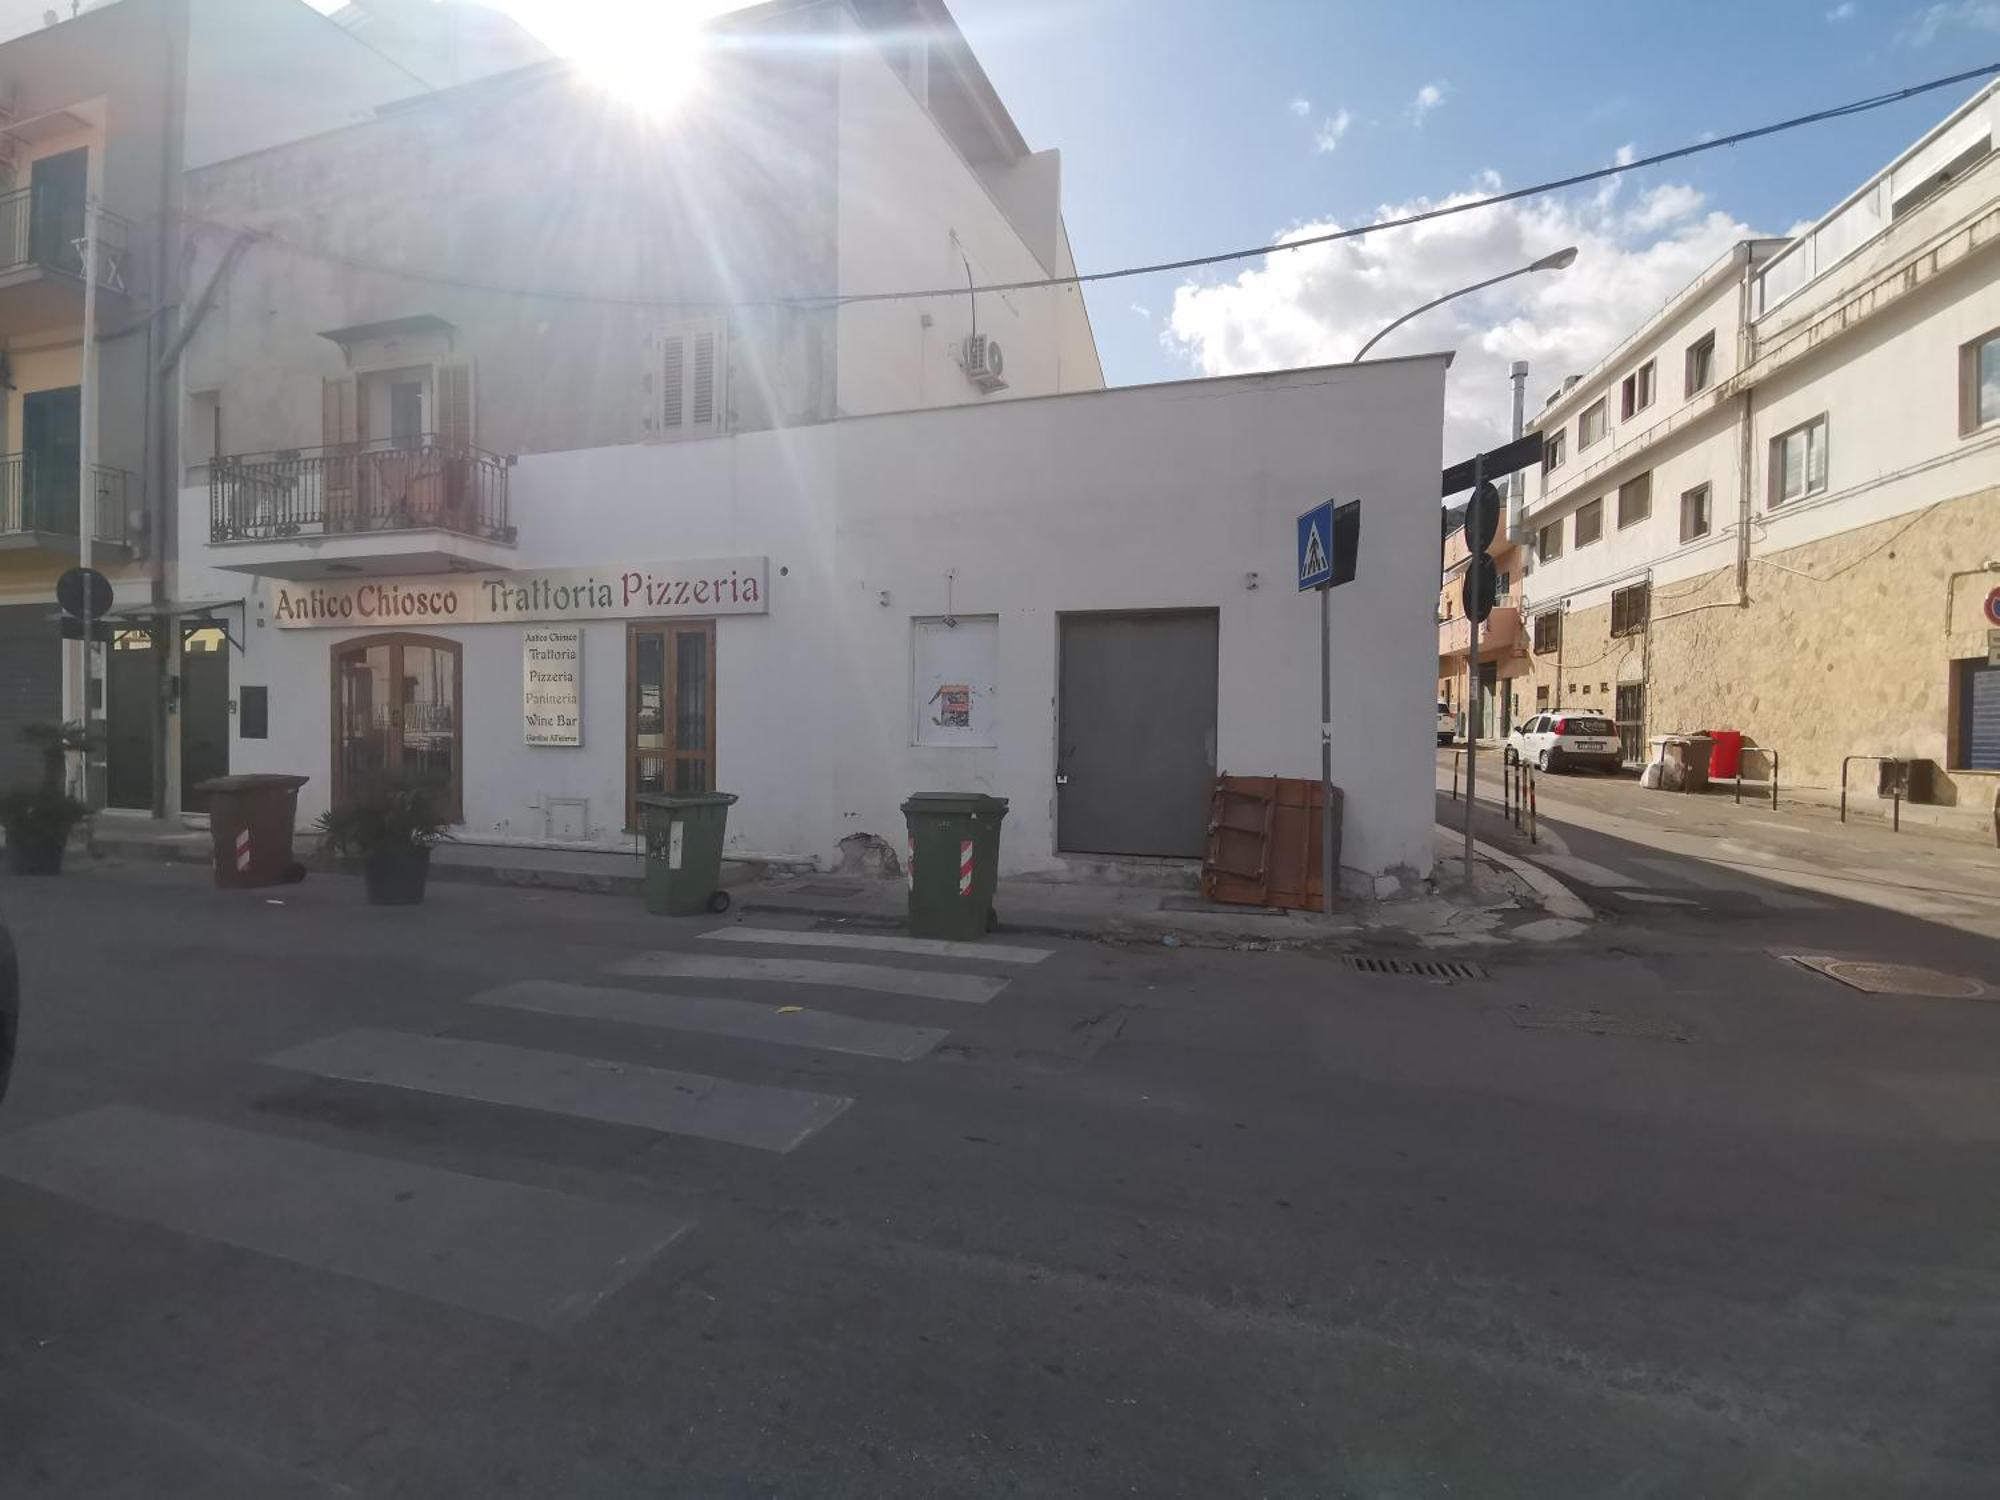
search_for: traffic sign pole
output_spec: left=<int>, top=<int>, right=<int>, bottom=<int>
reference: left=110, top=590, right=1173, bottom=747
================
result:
left=1320, top=580, right=1333, bottom=915
left=1463, top=456, right=1484, bottom=888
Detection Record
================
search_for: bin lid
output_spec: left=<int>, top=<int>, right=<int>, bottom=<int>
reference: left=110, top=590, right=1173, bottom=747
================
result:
left=634, top=792, right=739, bottom=809
left=901, top=792, right=1010, bottom=815
left=194, top=774, right=310, bottom=792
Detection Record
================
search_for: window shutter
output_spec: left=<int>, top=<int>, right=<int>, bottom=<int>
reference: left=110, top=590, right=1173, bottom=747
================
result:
left=691, top=328, right=716, bottom=429
left=322, top=375, right=358, bottom=447
left=652, top=321, right=725, bottom=440
left=436, top=359, right=475, bottom=451
left=323, top=375, right=358, bottom=527
left=660, top=334, right=685, bottom=433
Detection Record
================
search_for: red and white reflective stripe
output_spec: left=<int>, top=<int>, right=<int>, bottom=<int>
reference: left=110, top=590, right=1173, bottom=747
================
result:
left=958, top=839, right=974, bottom=896
left=906, top=837, right=915, bottom=890
left=234, top=828, right=252, bottom=872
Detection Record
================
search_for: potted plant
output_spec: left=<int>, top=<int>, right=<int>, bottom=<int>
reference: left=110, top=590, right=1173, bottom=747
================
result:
left=315, top=772, right=453, bottom=906
left=1, top=722, right=95, bottom=875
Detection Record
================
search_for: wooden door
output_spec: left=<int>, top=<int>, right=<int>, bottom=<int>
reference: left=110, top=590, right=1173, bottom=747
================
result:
left=626, top=620, right=715, bottom=828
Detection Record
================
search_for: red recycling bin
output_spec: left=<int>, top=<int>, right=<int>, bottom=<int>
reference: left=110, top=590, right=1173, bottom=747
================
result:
left=1706, top=730, right=1745, bottom=780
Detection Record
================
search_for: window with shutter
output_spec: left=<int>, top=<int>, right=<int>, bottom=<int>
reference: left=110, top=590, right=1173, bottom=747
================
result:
left=651, top=320, right=726, bottom=441
left=436, top=360, right=475, bottom=451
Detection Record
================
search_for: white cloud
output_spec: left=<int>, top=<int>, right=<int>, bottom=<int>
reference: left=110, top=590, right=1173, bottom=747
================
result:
left=1288, top=96, right=1312, bottom=118
left=1409, top=81, right=1449, bottom=125
left=1825, top=1, right=1856, bottom=20
left=1129, top=302, right=1152, bottom=320
left=1313, top=108, right=1354, bottom=154
left=1902, top=1, right=2000, bottom=42
left=1164, top=172, right=1761, bottom=474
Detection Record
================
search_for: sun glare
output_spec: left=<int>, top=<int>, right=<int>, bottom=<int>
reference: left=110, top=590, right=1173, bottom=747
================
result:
left=499, top=0, right=724, bottom=119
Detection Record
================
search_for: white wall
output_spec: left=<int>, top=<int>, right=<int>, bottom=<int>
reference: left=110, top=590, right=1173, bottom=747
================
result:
left=833, top=13, right=1101, bottom=415
left=183, top=0, right=431, bottom=169
left=175, top=359, right=1448, bottom=883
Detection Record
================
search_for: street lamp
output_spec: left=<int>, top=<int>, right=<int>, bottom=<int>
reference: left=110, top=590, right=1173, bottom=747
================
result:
left=1353, top=246, right=1578, bottom=362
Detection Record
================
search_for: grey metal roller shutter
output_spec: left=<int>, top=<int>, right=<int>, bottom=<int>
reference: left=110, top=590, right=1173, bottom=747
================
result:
left=0, top=604, right=61, bottom=788
left=1963, top=661, right=2000, bottom=771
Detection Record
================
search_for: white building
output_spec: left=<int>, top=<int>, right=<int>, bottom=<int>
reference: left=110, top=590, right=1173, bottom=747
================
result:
left=1515, top=81, right=2000, bottom=799
left=164, top=0, right=1450, bottom=887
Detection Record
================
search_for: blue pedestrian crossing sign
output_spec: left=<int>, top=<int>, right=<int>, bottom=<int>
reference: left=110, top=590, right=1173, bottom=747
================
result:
left=1297, top=500, right=1334, bottom=591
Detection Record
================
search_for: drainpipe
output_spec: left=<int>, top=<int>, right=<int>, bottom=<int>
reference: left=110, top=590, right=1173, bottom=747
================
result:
left=147, top=0, right=191, bottom=817
left=1734, top=255, right=1755, bottom=608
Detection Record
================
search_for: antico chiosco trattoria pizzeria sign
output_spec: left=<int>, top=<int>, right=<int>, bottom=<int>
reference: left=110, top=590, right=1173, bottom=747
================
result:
left=268, top=557, right=769, bottom=628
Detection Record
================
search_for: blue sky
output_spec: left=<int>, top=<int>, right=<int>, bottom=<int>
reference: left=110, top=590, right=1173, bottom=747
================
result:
left=945, top=0, right=2000, bottom=452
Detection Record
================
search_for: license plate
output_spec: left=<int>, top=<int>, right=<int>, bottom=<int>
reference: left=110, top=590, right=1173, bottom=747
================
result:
left=1573, top=741, right=1607, bottom=751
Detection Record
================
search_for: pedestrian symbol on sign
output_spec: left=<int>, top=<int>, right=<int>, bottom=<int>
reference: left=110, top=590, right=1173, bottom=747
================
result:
left=1300, top=523, right=1327, bottom=585
left=1296, top=499, right=1335, bottom=591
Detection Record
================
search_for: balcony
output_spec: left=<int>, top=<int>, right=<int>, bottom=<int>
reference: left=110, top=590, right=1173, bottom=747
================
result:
left=1438, top=601, right=1524, bottom=659
left=208, top=436, right=515, bottom=580
left=0, top=187, right=132, bottom=335
left=0, top=454, right=130, bottom=553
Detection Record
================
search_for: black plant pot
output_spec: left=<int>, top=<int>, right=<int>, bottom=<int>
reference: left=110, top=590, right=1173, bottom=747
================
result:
left=362, top=843, right=431, bottom=906
left=4, top=827, right=68, bottom=876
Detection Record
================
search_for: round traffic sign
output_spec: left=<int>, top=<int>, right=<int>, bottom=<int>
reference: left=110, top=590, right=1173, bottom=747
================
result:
left=1462, top=482, right=1501, bottom=553
left=1984, top=585, right=2000, bottom=629
left=55, top=565, right=113, bottom=621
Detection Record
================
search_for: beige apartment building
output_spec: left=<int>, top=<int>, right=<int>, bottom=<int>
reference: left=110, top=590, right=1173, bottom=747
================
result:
left=1513, top=81, right=2000, bottom=806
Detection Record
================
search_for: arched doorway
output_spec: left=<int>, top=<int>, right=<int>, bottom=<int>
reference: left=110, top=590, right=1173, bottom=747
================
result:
left=330, top=633, right=462, bottom=820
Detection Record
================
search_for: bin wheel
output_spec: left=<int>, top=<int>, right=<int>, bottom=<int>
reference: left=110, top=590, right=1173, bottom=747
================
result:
left=282, top=862, right=308, bottom=884
left=707, top=890, right=732, bottom=915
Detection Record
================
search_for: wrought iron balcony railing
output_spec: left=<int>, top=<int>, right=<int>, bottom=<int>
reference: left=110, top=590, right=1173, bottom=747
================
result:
left=209, top=436, right=512, bottom=544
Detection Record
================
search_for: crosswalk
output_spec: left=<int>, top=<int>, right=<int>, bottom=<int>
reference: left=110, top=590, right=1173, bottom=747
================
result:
left=0, top=921, right=1053, bottom=1330
left=1536, top=849, right=1832, bottom=912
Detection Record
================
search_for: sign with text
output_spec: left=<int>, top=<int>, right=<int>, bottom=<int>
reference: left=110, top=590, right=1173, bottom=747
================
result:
left=523, top=627, right=582, bottom=746
left=270, top=557, right=769, bottom=629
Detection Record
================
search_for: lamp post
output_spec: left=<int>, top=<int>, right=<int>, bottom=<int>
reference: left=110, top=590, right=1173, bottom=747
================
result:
left=1353, top=246, right=1578, bottom=362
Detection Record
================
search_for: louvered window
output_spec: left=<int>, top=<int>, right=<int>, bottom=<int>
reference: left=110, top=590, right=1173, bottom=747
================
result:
left=649, top=321, right=726, bottom=440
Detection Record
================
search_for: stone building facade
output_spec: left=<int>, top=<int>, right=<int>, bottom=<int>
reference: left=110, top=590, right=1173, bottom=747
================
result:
left=1510, top=81, right=2000, bottom=805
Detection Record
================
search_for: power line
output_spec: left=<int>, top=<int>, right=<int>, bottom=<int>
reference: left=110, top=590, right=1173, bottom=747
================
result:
left=188, top=61, right=1999, bottom=312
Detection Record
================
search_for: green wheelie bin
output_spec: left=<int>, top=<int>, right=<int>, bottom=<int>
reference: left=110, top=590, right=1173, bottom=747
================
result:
left=637, top=791, right=739, bottom=916
left=902, top=792, right=1008, bottom=941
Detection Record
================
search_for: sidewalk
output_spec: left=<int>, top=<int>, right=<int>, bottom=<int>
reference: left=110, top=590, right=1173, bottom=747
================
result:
left=76, top=816, right=1586, bottom=952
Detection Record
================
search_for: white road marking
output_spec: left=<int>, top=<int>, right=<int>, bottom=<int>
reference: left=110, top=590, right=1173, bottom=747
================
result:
left=472, top=980, right=948, bottom=1061
left=701, top=926, right=1051, bottom=965
left=265, top=1030, right=853, bottom=1152
left=1535, top=854, right=1644, bottom=889
left=0, top=1105, right=690, bottom=1329
left=609, top=952, right=1009, bottom=1005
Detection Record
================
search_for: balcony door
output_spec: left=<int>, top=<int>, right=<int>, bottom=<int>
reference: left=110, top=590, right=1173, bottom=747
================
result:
left=331, top=633, right=462, bottom=820
left=626, top=620, right=714, bottom=828
left=21, top=385, right=80, bottom=535
left=29, top=148, right=86, bottom=275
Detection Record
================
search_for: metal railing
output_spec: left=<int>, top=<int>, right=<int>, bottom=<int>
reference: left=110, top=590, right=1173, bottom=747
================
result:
left=0, top=185, right=132, bottom=286
left=1729, top=748, right=1780, bottom=810
left=0, top=453, right=128, bottom=544
left=1448, top=748, right=1538, bottom=844
left=210, top=436, right=512, bottom=544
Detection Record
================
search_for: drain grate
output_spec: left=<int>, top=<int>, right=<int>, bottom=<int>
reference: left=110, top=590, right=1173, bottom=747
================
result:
left=1341, top=956, right=1488, bottom=982
left=1785, top=955, right=1991, bottom=1000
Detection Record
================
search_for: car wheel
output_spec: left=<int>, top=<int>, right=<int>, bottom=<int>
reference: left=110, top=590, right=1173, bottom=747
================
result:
left=1536, top=747, right=1553, bottom=772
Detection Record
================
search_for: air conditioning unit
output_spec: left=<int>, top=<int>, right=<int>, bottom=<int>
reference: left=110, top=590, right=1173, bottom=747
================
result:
left=962, top=333, right=1007, bottom=393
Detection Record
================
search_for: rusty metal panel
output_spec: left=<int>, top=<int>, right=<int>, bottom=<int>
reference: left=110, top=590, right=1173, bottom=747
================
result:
left=1203, top=774, right=1342, bottom=912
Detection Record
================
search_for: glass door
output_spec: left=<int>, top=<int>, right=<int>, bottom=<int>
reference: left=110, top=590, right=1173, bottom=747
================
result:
left=627, top=620, right=714, bottom=828
left=332, top=634, right=461, bottom=818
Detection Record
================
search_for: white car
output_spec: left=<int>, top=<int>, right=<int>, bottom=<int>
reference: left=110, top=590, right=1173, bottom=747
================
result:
left=1504, top=711, right=1622, bottom=773
left=1436, top=699, right=1457, bottom=746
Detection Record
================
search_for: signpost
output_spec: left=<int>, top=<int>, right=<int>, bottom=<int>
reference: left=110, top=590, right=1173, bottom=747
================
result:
left=1298, top=498, right=1358, bottom=915
left=1459, top=475, right=1501, bottom=887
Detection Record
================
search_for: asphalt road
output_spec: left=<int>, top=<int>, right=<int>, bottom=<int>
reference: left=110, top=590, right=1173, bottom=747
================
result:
left=2, top=850, right=1997, bottom=1498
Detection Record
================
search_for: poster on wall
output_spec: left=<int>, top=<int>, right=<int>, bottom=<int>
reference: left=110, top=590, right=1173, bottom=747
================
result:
left=524, top=627, right=582, bottom=746
left=912, top=615, right=997, bottom=747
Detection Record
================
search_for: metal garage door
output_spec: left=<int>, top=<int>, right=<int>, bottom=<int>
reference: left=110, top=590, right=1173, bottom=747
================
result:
left=1962, top=659, right=2000, bottom=771
left=0, top=603, right=60, bottom=788
left=1056, top=610, right=1219, bottom=858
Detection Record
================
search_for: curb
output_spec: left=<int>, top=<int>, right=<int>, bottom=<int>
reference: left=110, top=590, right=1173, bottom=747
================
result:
left=1468, top=838, right=1593, bottom=924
